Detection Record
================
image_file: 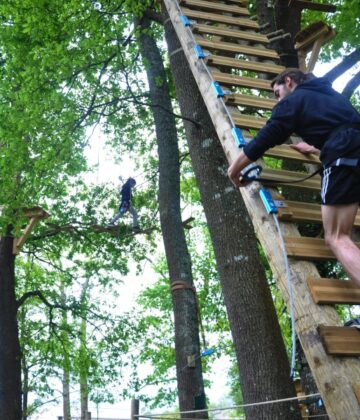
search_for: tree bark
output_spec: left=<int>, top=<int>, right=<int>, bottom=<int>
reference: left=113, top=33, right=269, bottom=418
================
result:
left=0, top=231, right=22, bottom=420
left=325, top=47, right=360, bottom=83
left=257, top=0, right=301, bottom=67
left=162, top=9, right=301, bottom=419
left=137, top=16, right=207, bottom=417
left=61, top=291, right=71, bottom=420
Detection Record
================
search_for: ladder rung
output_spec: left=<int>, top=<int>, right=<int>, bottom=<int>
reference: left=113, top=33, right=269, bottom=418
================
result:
left=222, top=0, right=249, bottom=5
left=213, top=72, right=272, bottom=90
left=225, top=93, right=275, bottom=110
left=197, top=38, right=279, bottom=59
left=307, top=277, right=360, bottom=305
left=284, top=236, right=359, bottom=261
left=180, top=0, right=250, bottom=16
left=276, top=199, right=360, bottom=225
left=265, top=144, right=320, bottom=163
left=181, top=8, right=259, bottom=29
left=261, top=168, right=321, bottom=190
left=232, top=112, right=267, bottom=129
left=193, top=23, right=269, bottom=43
left=318, top=326, right=360, bottom=356
left=206, top=55, right=284, bottom=74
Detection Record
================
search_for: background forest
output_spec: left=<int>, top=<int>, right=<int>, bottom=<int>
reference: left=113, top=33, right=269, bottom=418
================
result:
left=0, top=0, right=359, bottom=419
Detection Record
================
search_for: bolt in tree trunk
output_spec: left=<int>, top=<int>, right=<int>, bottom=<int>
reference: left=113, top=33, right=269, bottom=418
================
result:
left=162, top=9, right=301, bottom=419
left=137, top=16, right=207, bottom=417
left=0, top=231, right=22, bottom=420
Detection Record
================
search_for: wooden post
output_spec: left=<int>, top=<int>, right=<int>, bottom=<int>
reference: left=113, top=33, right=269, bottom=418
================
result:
left=87, top=411, right=91, bottom=420
left=131, top=399, right=140, bottom=420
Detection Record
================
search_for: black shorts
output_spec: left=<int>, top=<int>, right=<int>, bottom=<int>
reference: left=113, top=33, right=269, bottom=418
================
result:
left=321, top=166, right=360, bottom=205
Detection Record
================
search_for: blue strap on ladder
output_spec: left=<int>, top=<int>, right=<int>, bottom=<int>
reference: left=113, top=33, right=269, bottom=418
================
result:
left=180, top=15, right=191, bottom=27
left=259, top=188, right=278, bottom=214
left=194, top=45, right=206, bottom=59
left=211, top=81, right=224, bottom=98
left=232, top=127, right=247, bottom=148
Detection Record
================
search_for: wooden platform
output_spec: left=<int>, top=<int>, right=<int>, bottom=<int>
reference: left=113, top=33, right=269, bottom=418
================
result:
left=307, top=277, right=360, bottom=305
left=318, top=326, right=360, bottom=356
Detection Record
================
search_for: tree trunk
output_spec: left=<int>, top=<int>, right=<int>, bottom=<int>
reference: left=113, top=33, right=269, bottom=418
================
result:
left=137, top=16, right=207, bottom=417
left=61, top=291, right=71, bottom=420
left=21, top=365, right=28, bottom=420
left=79, top=318, right=88, bottom=420
left=162, top=10, right=301, bottom=419
left=0, top=231, right=22, bottom=420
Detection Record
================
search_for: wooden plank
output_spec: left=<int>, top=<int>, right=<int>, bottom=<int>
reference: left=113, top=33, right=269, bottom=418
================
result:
left=212, top=72, right=272, bottom=90
left=307, top=277, right=360, bottom=305
left=193, top=23, right=269, bottom=43
left=265, top=144, right=320, bottom=163
left=285, top=236, right=360, bottom=261
left=180, top=0, right=250, bottom=16
left=23, top=206, right=49, bottom=219
left=318, top=326, right=360, bottom=356
left=181, top=8, right=259, bottom=29
left=277, top=199, right=360, bottom=225
left=13, top=217, right=39, bottom=255
left=225, top=93, right=276, bottom=110
left=288, top=0, right=337, bottom=13
left=197, top=37, right=279, bottom=59
left=232, top=112, right=267, bottom=129
left=260, top=167, right=322, bottom=191
left=206, top=55, right=284, bottom=74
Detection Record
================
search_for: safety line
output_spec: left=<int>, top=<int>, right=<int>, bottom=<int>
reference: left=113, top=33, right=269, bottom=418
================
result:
left=273, top=213, right=297, bottom=378
left=134, top=392, right=321, bottom=418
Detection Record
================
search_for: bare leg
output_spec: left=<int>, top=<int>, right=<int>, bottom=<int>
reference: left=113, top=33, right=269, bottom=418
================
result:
left=322, top=203, right=360, bottom=285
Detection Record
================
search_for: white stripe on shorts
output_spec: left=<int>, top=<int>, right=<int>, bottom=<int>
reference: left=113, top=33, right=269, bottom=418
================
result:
left=321, top=167, right=332, bottom=204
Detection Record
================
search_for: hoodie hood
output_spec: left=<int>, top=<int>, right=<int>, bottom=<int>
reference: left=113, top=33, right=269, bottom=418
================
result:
left=295, top=77, right=335, bottom=96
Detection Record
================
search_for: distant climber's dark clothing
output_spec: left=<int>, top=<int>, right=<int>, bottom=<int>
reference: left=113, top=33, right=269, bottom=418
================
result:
left=120, top=179, right=133, bottom=203
left=244, top=77, right=360, bottom=166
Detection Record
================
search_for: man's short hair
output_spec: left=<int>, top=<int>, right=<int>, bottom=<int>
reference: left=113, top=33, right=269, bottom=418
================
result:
left=271, top=68, right=315, bottom=88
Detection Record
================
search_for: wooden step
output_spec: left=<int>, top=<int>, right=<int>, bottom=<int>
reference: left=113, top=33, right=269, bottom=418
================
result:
left=284, top=236, right=360, bottom=261
left=318, top=326, right=360, bottom=356
left=260, top=167, right=321, bottom=190
left=265, top=144, right=321, bottom=164
left=307, top=277, right=360, bottom=305
left=276, top=199, right=360, bottom=225
left=193, top=23, right=269, bottom=44
left=213, top=72, right=272, bottom=90
left=181, top=8, right=259, bottom=29
left=206, top=55, right=284, bottom=74
left=180, top=0, right=250, bottom=16
left=197, top=38, right=279, bottom=59
left=226, top=93, right=276, bottom=110
left=232, top=112, right=267, bottom=129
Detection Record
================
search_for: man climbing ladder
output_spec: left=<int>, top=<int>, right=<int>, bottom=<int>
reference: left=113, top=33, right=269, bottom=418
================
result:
left=228, top=68, right=360, bottom=285
left=108, top=177, right=140, bottom=231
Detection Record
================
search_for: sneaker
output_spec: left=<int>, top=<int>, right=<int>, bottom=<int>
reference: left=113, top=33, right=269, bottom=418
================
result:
left=132, top=225, right=141, bottom=232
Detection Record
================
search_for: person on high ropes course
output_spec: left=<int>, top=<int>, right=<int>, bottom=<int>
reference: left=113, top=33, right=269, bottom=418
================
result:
left=227, top=68, right=360, bottom=286
left=108, top=177, right=140, bottom=231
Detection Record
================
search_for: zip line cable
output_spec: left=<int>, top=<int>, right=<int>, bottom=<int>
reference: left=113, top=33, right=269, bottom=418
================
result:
left=134, top=392, right=322, bottom=418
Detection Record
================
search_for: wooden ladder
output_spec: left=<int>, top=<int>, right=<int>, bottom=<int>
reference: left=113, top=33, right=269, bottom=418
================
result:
left=163, top=0, right=360, bottom=418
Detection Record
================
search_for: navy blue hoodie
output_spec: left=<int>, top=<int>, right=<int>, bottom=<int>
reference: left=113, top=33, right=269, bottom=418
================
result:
left=243, top=77, right=360, bottom=166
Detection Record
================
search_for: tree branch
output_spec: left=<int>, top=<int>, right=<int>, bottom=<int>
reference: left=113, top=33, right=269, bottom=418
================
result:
left=341, top=69, right=360, bottom=99
left=324, top=47, right=360, bottom=83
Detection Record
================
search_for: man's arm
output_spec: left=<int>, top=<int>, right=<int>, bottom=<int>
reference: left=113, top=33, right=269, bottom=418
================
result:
left=227, top=150, right=252, bottom=188
left=290, top=141, right=320, bottom=155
